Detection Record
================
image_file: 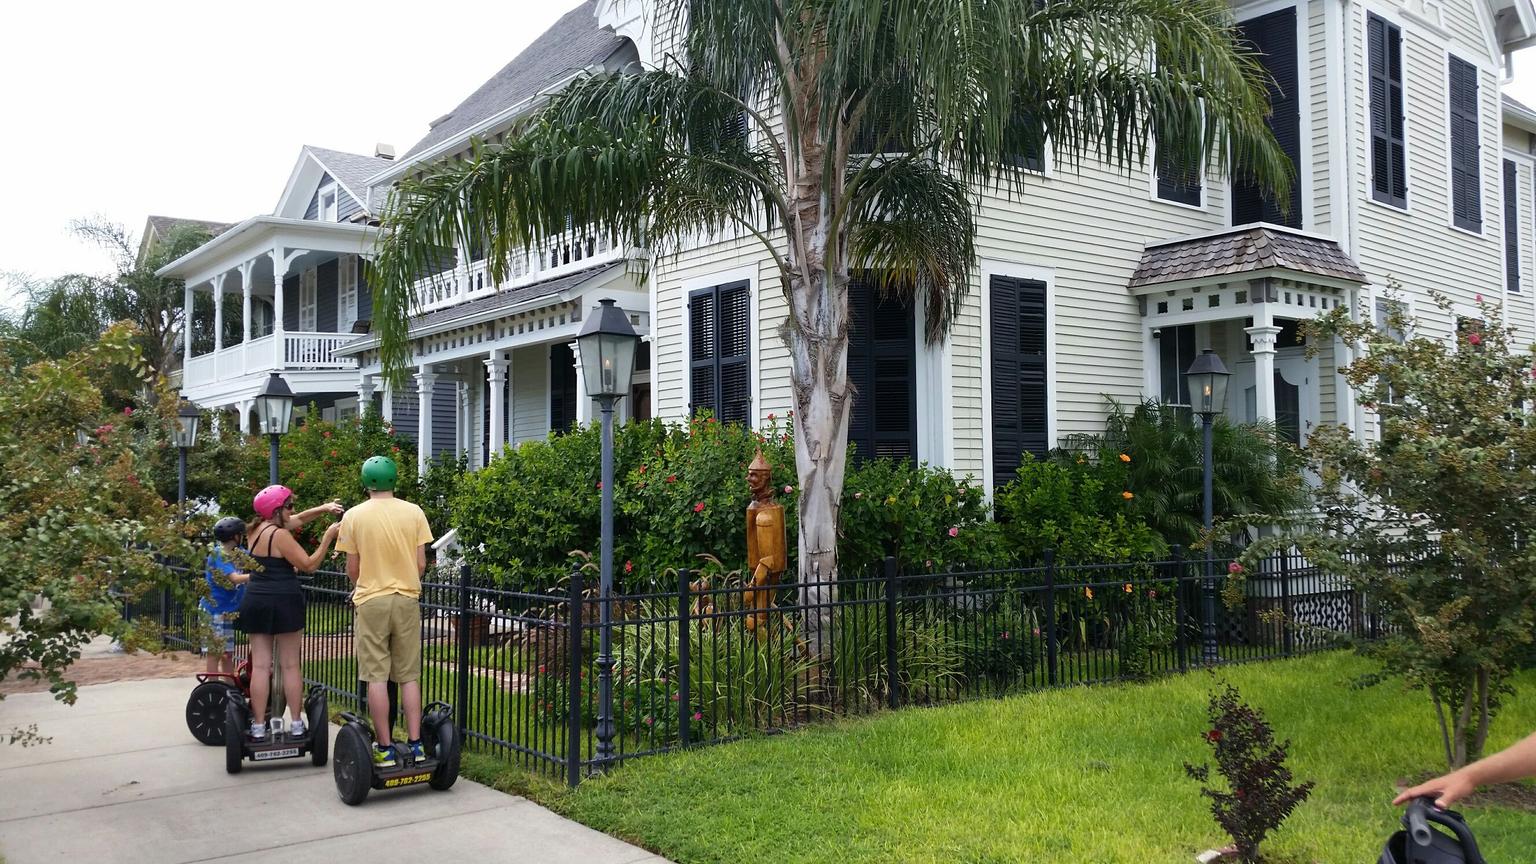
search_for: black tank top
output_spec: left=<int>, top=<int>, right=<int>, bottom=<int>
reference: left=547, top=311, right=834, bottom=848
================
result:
left=247, top=524, right=301, bottom=596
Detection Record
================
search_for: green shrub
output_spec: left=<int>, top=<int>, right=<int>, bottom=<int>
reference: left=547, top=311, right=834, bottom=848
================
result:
left=958, top=598, right=1039, bottom=695
left=993, top=455, right=1166, bottom=566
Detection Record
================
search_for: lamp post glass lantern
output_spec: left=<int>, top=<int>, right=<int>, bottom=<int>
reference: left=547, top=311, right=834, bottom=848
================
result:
left=576, top=298, right=640, bottom=773
left=1184, top=349, right=1230, bottom=665
left=256, top=372, right=295, bottom=486
left=175, top=398, right=201, bottom=521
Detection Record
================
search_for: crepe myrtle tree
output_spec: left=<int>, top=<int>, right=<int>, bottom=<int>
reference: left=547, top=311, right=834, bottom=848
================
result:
left=1231, top=289, right=1536, bottom=769
left=371, top=0, right=1290, bottom=652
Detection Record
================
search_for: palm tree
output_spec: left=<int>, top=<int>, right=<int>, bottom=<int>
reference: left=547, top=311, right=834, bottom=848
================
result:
left=371, top=0, right=1290, bottom=647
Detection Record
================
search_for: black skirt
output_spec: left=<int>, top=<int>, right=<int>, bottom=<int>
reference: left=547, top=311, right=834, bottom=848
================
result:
left=235, top=590, right=306, bottom=635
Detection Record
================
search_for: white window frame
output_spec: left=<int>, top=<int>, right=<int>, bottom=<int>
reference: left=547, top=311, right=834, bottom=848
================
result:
left=338, top=255, right=359, bottom=333
left=319, top=182, right=339, bottom=222
left=299, top=268, right=318, bottom=332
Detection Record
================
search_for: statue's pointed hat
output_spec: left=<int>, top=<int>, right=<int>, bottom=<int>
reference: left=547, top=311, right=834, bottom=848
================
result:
left=749, top=449, right=772, bottom=472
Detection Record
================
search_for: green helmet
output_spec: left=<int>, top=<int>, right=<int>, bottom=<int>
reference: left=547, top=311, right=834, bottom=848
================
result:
left=361, top=455, right=398, bottom=491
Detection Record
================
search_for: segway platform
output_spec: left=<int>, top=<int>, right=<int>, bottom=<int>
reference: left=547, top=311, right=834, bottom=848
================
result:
left=332, top=702, right=460, bottom=805
left=223, top=684, right=328, bottom=774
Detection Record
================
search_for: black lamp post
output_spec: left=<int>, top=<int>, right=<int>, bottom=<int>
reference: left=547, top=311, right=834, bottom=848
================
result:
left=174, top=398, right=201, bottom=522
left=1185, top=349, right=1230, bottom=665
left=576, top=298, right=639, bottom=772
left=255, top=372, right=295, bottom=486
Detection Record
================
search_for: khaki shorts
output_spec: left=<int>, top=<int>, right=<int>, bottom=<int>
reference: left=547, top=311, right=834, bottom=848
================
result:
left=355, top=592, right=422, bottom=684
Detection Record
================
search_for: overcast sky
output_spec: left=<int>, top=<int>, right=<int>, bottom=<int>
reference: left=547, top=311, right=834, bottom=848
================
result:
left=6, top=2, right=1536, bottom=312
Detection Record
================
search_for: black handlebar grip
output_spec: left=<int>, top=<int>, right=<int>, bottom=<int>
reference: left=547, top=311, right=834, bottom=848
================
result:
left=1407, top=799, right=1434, bottom=846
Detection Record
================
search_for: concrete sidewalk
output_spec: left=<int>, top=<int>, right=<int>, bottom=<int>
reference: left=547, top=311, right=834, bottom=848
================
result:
left=0, top=677, right=670, bottom=863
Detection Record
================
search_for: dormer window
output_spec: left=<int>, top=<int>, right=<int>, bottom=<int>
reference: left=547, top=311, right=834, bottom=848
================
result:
left=319, top=183, right=339, bottom=222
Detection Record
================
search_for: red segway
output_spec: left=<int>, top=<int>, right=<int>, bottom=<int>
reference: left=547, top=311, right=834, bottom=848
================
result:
left=185, top=659, right=253, bottom=745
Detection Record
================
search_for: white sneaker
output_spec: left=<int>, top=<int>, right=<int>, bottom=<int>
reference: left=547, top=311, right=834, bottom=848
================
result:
left=249, top=721, right=267, bottom=740
left=288, top=716, right=307, bottom=738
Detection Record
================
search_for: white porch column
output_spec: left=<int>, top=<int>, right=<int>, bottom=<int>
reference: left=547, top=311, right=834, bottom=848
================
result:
left=416, top=367, right=436, bottom=473
left=182, top=280, right=194, bottom=370
left=485, top=352, right=508, bottom=459
left=270, top=247, right=288, bottom=370
left=237, top=399, right=255, bottom=435
left=211, top=273, right=226, bottom=355
left=357, top=375, right=375, bottom=417
left=455, top=377, right=471, bottom=461
left=238, top=260, right=254, bottom=370
left=381, top=379, right=394, bottom=425
left=1246, top=324, right=1282, bottom=424
left=570, top=340, right=592, bottom=425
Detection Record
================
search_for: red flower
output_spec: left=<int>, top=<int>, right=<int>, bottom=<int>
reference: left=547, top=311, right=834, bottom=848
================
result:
left=694, top=502, right=705, bottom=513
left=1206, top=729, right=1223, bottom=743
left=596, top=481, right=603, bottom=490
left=1228, top=562, right=1244, bottom=575
left=767, top=413, right=775, bottom=421
left=692, top=711, right=703, bottom=722
left=330, top=450, right=338, bottom=457
left=638, top=464, right=647, bottom=474
left=705, top=417, right=715, bottom=424
left=624, top=560, right=633, bottom=574
left=323, top=431, right=332, bottom=439
left=666, top=475, right=676, bottom=483
left=1468, top=332, right=1483, bottom=346
left=123, top=406, right=133, bottom=415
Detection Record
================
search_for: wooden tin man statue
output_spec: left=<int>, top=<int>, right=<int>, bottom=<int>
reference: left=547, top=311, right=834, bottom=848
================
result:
left=745, top=450, right=787, bottom=634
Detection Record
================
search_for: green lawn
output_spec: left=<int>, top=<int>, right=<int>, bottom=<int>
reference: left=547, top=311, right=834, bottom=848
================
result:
left=474, top=653, right=1536, bottom=863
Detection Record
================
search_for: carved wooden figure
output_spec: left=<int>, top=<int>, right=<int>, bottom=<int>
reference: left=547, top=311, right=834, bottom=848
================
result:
left=744, top=450, right=787, bottom=635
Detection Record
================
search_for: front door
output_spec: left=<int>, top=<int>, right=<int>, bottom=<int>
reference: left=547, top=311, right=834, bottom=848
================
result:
left=1234, top=348, right=1317, bottom=445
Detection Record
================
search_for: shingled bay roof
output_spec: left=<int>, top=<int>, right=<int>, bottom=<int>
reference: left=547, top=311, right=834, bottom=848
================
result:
left=401, top=2, right=630, bottom=161
left=1130, top=225, right=1367, bottom=290
left=306, top=146, right=395, bottom=211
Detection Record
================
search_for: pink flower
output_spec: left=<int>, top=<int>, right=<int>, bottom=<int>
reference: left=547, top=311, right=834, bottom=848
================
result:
left=1468, top=332, right=1483, bottom=346
left=1032, top=628, right=1041, bottom=637
left=694, top=502, right=705, bottom=513
left=767, top=413, right=775, bottom=421
left=671, top=692, right=680, bottom=701
left=1148, top=589, right=1158, bottom=599
left=692, top=712, right=703, bottom=721
left=948, top=526, right=960, bottom=538
left=643, top=716, right=653, bottom=726
left=1228, top=562, right=1244, bottom=575
left=624, top=560, right=633, bottom=574
left=1001, top=631, right=1010, bottom=640
left=1475, top=293, right=1484, bottom=303
left=784, top=485, right=794, bottom=494
left=123, top=406, right=133, bottom=415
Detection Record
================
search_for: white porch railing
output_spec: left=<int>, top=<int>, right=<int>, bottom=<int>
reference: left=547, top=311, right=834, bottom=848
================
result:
left=411, top=231, right=620, bottom=313
left=182, top=331, right=355, bottom=389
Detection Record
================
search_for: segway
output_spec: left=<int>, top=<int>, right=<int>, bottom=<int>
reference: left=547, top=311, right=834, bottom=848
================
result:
left=223, top=684, right=329, bottom=773
left=1379, top=797, right=1486, bottom=864
left=185, top=659, right=253, bottom=745
left=332, top=702, right=460, bottom=805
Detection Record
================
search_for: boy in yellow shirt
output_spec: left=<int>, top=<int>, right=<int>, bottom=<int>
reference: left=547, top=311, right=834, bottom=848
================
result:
left=336, top=456, right=434, bottom=768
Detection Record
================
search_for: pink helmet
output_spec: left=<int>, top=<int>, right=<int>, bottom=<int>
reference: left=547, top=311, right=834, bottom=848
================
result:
left=253, top=485, right=295, bottom=521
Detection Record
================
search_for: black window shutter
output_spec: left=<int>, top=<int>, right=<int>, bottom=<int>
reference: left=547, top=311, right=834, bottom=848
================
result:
left=688, top=281, right=751, bottom=422
left=1231, top=8, right=1301, bottom=229
left=1450, top=57, right=1482, bottom=232
left=1506, top=159, right=1521, bottom=292
left=847, top=275, right=916, bottom=463
left=990, top=276, right=1049, bottom=486
left=1369, top=15, right=1407, bottom=207
left=550, top=342, right=578, bottom=433
left=688, top=288, right=718, bottom=417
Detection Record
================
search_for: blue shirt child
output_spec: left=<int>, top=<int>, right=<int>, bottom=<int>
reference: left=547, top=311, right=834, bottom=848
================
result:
left=202, top=546, right=247, bottom=616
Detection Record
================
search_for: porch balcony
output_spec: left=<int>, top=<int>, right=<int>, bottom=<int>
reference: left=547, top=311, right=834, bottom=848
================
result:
left=413, top=230, right=623, bottom=313
left=183, top=332, right=356, bottom=390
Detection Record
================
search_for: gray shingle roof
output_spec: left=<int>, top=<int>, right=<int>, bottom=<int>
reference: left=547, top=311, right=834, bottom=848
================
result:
left=1505, top=93, right=1535, bottom=114
left=146, top=215, right=235, bottom=240
left=401, top=2, right=630, bottom=160
left=305, top=146, right=396, bottom=213
left=1130, top=226, right=1367, bottom=290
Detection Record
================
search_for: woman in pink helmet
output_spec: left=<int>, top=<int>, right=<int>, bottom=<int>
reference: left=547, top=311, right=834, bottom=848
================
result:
left=237, top=484, right=341, bottom=741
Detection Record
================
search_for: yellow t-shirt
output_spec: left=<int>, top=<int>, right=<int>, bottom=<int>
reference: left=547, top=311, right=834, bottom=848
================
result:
left=336, top=496, right=434, bottom=607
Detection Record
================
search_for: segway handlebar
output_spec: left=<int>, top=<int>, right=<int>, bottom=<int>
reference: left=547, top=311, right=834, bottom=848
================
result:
left=1401, top=797, right=1487, bottom=864
left=1405, top=800, right=1433, bottom=847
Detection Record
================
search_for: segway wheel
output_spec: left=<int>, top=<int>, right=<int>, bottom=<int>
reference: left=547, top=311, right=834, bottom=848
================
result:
left=224, top=699, right=245, bottom=775
left=186, top=681, right=233, bottom=746
left=307, top=690, right=328, bottom=767
left=333, top=723, right=372, bottom=805
left=427, top=717, right=460, bottom=791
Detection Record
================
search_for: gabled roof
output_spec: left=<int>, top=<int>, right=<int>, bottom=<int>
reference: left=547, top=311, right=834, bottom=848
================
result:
left=1130, top=225, right=1367, bottom=291
left=274, top=145, right=396, bottom=220
left=1505, top=93, right=1536, bottom=134
left=138, top=216, right=235, bottom=267
left=399, top=1, right=630, bottom=162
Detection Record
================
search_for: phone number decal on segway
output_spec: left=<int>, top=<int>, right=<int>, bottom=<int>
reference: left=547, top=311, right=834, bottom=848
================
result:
left=253, top=747, right=302, bottom=760
left=383, top=772, right=433, bottom=788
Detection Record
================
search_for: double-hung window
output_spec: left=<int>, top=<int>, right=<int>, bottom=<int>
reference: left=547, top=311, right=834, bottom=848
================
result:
left=299, top=268, right=317, bottom=332
left=339, top=255, right=359, bottom=331
left=1368, top=15, right=1407, bottom=208
left=1449, top=56, right=1482, bottom=233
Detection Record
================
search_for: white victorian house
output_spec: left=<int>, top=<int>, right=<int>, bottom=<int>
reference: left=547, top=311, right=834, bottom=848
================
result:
left=165, top=0, right=1536, bottom=488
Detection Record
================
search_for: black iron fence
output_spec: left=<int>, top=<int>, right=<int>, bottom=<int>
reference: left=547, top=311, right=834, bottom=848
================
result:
left=152, top=547, right=1373, bottom=786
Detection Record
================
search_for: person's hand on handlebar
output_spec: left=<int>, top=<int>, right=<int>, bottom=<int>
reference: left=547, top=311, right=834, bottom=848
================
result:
left=1393, top=771, right=1476, bottom=809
